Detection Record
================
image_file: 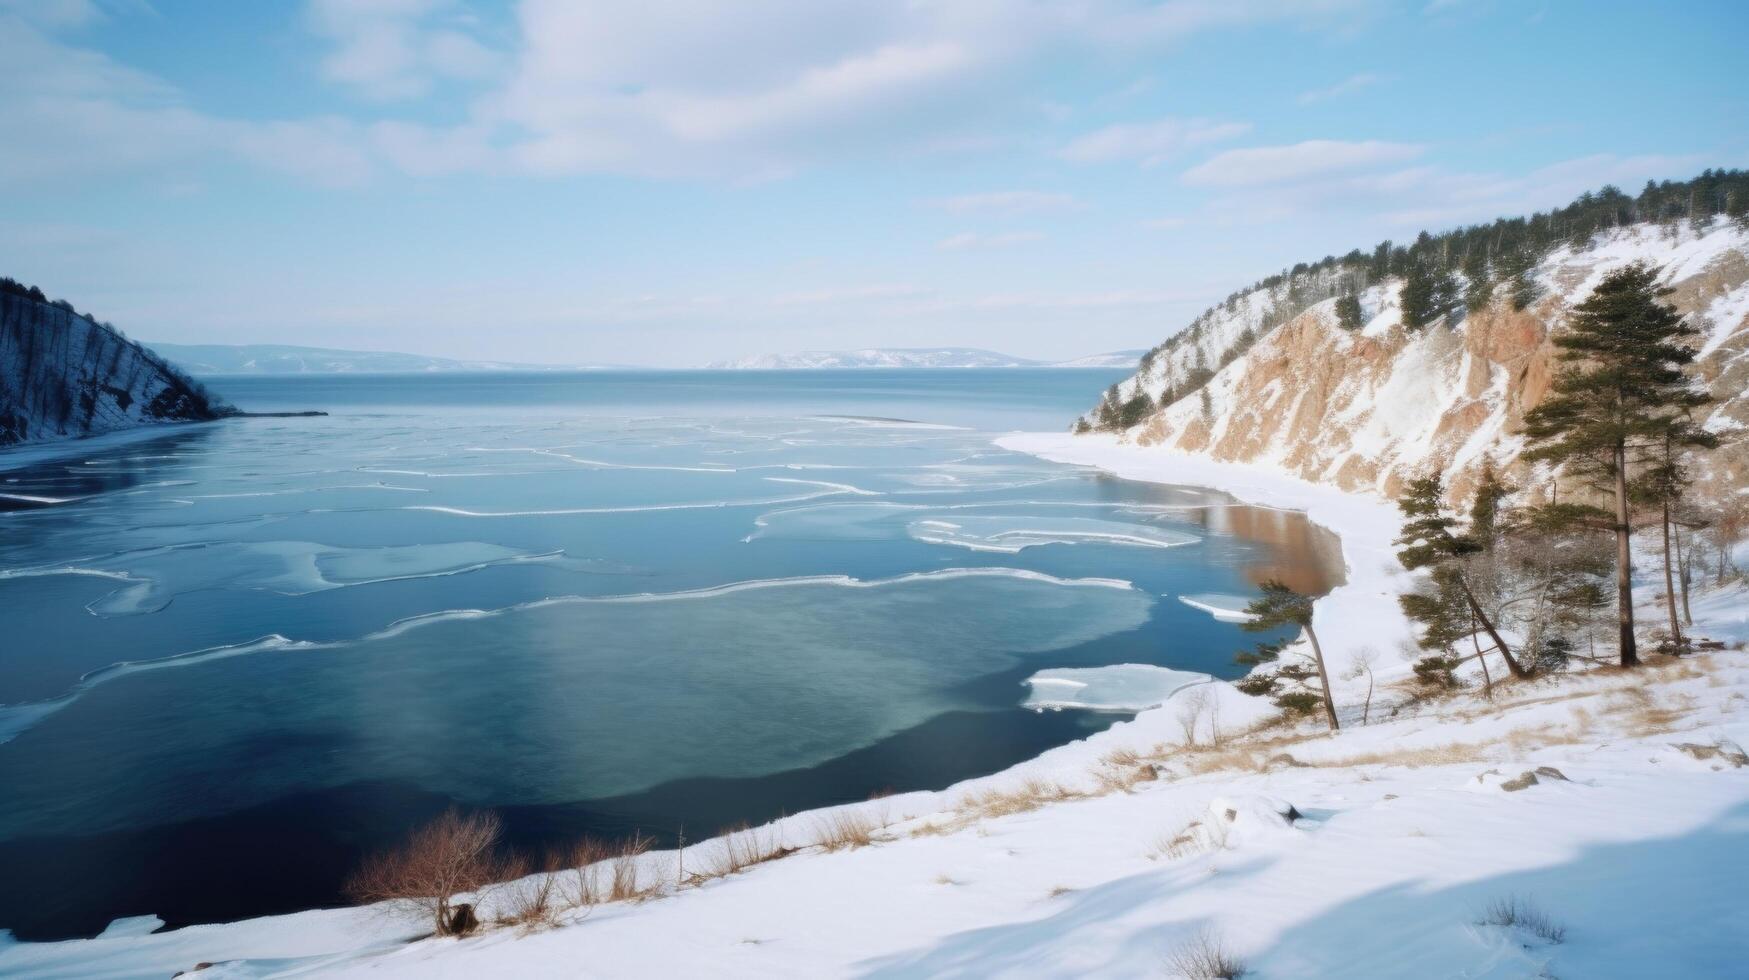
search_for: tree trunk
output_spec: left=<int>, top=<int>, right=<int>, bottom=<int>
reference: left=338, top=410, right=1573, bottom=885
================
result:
left=1303, top=624, right=1340, bottom=732
left=1614, top=442, right=1639, bottom=667
left=1471, top=614, right=1493, bottom=699
left=1675, top=523, right=1694, bottom=626
left=1661, top=498, right=1682, bottom=650
left=1454, top=571, right=1531, bottom=677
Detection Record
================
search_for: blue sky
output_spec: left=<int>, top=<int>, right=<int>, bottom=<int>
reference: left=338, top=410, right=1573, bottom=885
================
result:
left=2, top=0, right=1744, bottom=367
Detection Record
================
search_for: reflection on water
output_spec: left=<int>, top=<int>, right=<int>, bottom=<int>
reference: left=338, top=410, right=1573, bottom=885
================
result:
left=0, top=370, right=1345, bottom=939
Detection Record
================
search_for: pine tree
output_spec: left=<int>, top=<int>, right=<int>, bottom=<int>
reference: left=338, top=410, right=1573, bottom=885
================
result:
left=1399, top=259, right=1460, bottom=330
left=1462, top=246, right=1493, bottom=312
left=1493, top=245, right=1540, bottom=311
left=1395, top=473, right=1531, bottom=677
left=1334, top=294, right=1364, bottom=331
left=1522, top=263, right=1714, bottom=666
left=1240, top=581, right=1337, bottom=731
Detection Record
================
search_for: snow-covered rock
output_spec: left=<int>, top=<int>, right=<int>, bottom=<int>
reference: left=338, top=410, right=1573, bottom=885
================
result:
left=0, top=290, right=229, bottom=447
left=1096, top=218, right=1749, bottom=503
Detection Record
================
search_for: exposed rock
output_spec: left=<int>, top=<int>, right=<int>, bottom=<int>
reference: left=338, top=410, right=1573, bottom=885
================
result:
left=0, top=289, right=230, bottom=447
left=1098, top=220, right=1749, bottom=505
left=1674, top=739, right=1749, bottom=768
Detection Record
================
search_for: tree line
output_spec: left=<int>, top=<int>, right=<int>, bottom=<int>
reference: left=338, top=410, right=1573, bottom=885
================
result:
left=1084, top=168, right=1749, bottom=433
left=1233, top=263, right=1737, bottom=724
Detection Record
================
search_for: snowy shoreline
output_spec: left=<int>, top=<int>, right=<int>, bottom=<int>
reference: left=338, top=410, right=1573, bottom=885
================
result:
left=996, top=431, right=1417, bottom=691
left=6, top=433, right=1747, bottom=978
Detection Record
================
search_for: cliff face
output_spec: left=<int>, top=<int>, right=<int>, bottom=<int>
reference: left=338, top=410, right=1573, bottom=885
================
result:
left=1100, top=219, right=1749, bottom=502
left=0, top=291, right=229, bottom=447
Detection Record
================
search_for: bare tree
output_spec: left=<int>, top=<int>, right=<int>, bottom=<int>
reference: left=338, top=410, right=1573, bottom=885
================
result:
left=345, top=808, right=518, bottom=937
left=1343, top=648, right=1379, bottom=725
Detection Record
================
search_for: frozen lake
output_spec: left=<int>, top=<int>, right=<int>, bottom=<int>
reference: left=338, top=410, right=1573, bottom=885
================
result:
left=0, top=369, right=1340, bottom=938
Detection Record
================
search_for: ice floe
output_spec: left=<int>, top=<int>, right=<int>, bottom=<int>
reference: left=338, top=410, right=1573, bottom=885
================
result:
left=1022, top=664, right=1211, bottom=712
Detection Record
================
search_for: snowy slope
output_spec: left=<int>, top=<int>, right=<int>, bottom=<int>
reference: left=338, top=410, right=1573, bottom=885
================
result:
left=0, top=292, right=229, bottom=447
left=8, top=617, right=1744, bottom=978
left=1092, top=219, right=1749, bottom=503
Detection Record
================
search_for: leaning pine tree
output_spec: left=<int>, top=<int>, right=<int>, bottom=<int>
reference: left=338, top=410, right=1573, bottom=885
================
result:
left=1395, top=473, right=1531, bottom=678
left=1240, top=580, right=1338, bottom=731
left=1521, top=263, right=1713, bottom=667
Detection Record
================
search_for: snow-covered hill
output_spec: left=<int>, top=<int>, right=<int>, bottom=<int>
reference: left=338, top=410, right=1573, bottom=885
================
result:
left=146, top=343, right=623, bottom=375
left=1088, top=218, right=1749, bottom=503
left=1051, top=348, right=1148, bottom=368
left=708, top=347, right=1143, bottom=369
left=0, top=290, right=229, bottom=447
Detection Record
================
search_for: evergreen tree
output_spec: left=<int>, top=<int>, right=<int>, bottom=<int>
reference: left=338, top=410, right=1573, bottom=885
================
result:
left=1399, top=259, right=1460, bottom=329
left=1117, top=392, right=1155, bottom=429
left=1395, top=473, right=1531, bottom=677
left=1522, top=263, right=1714, bottom=666
left=1493, top=245, right=1540, bottom=311
left=1462, top=245, right=1493, bottom=312
left=1334, top=294, right=1364, bottom=331
left=1240, top=581, right=1338, bottom=731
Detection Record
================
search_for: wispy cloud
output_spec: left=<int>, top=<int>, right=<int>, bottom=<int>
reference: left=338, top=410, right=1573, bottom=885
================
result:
left=936, top=230, right=1045, bottom=250
left=306, top=0, right=502, bottom=102
left=1296, top=72, right=1382, bottom=104
left=1182, top=139, right=1425, bottom=186
left=1059, top=117, right=1251, bottom=166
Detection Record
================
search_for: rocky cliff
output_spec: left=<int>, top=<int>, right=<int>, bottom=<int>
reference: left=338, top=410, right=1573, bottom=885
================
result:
left=1090, top=218, right=1749, bottom=503
left=0, top=287, right=229, bottom=447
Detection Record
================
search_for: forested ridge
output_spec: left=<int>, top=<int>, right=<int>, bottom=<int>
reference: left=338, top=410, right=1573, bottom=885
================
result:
left=0, top=277, right=228, bottom=446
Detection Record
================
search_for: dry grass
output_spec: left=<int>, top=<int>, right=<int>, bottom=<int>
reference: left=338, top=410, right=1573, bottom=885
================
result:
left=1479, top=894, right=1566, bottom=943
left=1093, top=749, right=1159, bottom=794
left=956, top=778, right=1083, bottom=820
left=1151, top=814, right=1229, bottom=862
left=607, top=832, right=656, bottom=902
left=690, top=822, right=795, bottom=881
left=1166, top=927, right=1247, bottom=979
left=496, top=856, right=563, bottom=931
left=813, top=809, right=880, bottom=852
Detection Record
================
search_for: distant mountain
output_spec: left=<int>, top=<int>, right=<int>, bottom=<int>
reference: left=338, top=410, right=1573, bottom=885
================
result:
left=146, top=343, right=629, bottom=375
left=1050, top=349, right=1148, bottom=368
left=2, top=282, right=228, bottom=447
left=707, top=347, right=1143, bottom=369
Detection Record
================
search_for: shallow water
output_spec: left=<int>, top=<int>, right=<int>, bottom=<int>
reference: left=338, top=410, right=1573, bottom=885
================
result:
left=0, top=369, right=1341, bottom=938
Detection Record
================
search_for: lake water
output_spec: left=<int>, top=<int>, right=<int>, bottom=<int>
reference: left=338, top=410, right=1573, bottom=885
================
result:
left=0, top=370, right=1340, bottom=939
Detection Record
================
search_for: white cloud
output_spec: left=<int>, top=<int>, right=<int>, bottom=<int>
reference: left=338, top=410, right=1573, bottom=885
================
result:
left=932, top=190, right=1077, bottom=215
left=1181, top=139, right=1425, bottom=186
left=936, top=230, right=1045, bottom=250
left=1060, top=117, right=1251, bottom=166
left=0, top=0, right=1378, bottom=184
left=1296, top=72, right=1382, bottom=104
left=306, top=0, right=502, bottom=102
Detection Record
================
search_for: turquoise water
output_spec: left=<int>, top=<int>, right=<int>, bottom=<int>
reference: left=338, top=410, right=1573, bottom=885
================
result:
left=0, top=369, right=1339, bottom=937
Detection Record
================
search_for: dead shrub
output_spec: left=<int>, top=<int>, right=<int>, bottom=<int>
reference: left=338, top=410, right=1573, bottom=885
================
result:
left=498, top=853, right=564, bottom=931
left=1166, top=927, right=1247, bottom=979
left=344, top=807, right=518, bottom=937
left=562, top=837, right=613, bottom=909
left=1479, top=895, right=1566, bottom=943
left=607, top=832, right=657, bottom=901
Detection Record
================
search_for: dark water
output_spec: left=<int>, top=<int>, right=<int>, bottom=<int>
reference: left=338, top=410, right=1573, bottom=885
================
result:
left=0, top=370, right=1340, bottom=939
